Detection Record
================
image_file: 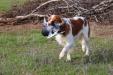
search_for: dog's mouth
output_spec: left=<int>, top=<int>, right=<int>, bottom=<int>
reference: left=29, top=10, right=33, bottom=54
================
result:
left=42, top=26, right=65, bottom=39
left=42, top=23, right=65, bottom=39
left=41, top=26, right=59, bottom=38
left=47, top=31, right=58, bottom=39
left=47, top=30, right=65, bottom=39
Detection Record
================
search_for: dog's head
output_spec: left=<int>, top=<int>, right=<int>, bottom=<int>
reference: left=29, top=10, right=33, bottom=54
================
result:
left=41, top=15, right=64, bottom=38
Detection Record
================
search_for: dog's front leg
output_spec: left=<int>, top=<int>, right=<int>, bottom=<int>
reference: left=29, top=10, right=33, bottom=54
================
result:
left=59, top=43, right=72, bottom=60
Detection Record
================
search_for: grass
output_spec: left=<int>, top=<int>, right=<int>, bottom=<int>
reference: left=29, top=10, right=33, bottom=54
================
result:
left=0, top=0, right=26, bottom=12
left=0, top=0, right=113, bottom=75
left=0, top=29, right=113, bottom=75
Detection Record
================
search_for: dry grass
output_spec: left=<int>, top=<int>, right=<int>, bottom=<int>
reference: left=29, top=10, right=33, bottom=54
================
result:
left=90, top=22, right=113, bottom=38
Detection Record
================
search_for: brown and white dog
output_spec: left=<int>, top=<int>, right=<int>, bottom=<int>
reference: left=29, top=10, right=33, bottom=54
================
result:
left=42, top=15, right=90, bottom=61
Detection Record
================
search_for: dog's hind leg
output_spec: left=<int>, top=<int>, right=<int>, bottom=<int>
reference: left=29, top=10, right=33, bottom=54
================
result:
left=82, top=31, right=90, bottom=56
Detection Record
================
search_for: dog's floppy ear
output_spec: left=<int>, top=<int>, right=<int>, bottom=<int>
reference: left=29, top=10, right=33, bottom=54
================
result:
left=43, top=17, right=47, bottom=23
left=43, top=17, right=48, bottom=26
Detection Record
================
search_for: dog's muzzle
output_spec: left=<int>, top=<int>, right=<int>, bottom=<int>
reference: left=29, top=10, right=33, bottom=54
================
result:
left=41, top=24, right=61, bottom=38
left=41, top=28, right=49, bottom=36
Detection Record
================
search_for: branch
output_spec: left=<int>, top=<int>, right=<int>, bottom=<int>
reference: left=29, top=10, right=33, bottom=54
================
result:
left=0, top=0, right=113, bottom=24
left=31, top=0, right=60, bottom=14
left=81, top=0, right=113, bottom=16
left=62, top=0, right=70, bottom=12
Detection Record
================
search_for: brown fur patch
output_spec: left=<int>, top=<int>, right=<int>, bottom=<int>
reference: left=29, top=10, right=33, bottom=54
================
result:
left=48, top=15, right=70, bottom=36
left=58, top=23, right=70, bottom=36
left=48, top=15, right=62, bottom=25
left=70, top=18, right=84, bottom=36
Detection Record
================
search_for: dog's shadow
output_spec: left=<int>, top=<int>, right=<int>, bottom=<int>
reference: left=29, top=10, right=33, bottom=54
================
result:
left=69, top=56, right=90, bottom=65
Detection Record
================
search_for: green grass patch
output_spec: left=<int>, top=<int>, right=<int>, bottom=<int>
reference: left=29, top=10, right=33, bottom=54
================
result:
left=0, top=29, right=113, bottom=75
left=0, top=0, right=26, bottom=12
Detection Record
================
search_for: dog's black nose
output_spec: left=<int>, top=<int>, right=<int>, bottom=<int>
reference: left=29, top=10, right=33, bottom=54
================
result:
left=41, top=28, right=49, bottom=36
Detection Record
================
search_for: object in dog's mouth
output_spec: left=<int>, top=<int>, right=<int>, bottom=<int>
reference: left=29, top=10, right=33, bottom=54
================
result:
left=47, top=31, right=65, bottom=39
left=47, top=31, right=58, bottom=39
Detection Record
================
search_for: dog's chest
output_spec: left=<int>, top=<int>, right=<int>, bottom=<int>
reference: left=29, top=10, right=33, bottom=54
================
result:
left=55, top=34, right=67, bottom=46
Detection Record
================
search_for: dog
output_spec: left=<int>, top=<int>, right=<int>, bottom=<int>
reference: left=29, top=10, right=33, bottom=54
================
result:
left=41, top=15, right=90, bottom=61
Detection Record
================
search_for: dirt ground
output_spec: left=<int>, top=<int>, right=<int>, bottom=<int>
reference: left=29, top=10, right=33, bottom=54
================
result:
left=0, top=22, right=113, bottom=38
left=0, top=23, right=42, bottom=32
left=90, top=22, right=113, bottom=38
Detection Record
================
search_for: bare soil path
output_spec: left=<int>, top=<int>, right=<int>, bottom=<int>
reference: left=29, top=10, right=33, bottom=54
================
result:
left=0, top=23, right=42, bottom=32
left=0, top=22, right=113, bottom=38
